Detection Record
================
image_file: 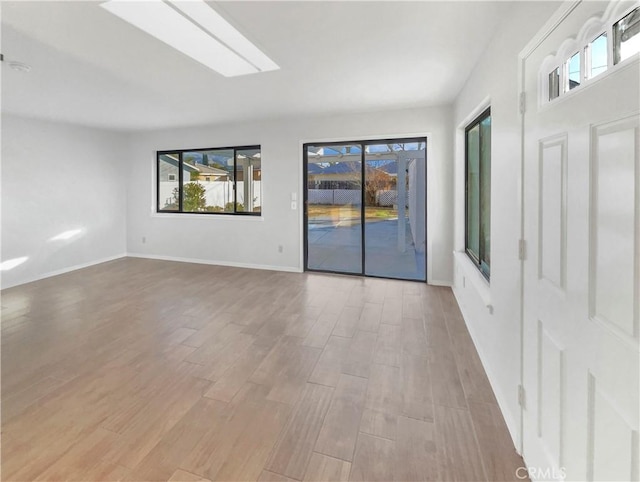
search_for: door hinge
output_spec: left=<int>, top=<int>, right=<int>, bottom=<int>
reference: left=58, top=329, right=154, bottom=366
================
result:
left=518, top=384, right=527, bottom=409
left=519, top=239, right=527, bottom=261
left=519, top=92, right=526, bottom=114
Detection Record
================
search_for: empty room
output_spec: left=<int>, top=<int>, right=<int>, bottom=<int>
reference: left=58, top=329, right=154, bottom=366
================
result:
left=1, top=1, right=638, bottom=481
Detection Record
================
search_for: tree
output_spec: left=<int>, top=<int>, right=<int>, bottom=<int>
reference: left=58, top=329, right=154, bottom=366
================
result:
left=364, top=166, right=392, bottom=206
left=173, top=182, right=206, bottom=212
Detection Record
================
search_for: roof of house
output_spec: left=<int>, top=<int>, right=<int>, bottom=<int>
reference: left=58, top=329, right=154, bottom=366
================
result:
left=160, top=154, right=198, bottom=172
left=307, top=162, right=393, bottom=178
left=160, top=155, right=229, bottom=176
left=187, top=163, right=229, bottom=176
left=318, top=163, right=360, bottom=175
left=377, top=162, right=398, bottom=175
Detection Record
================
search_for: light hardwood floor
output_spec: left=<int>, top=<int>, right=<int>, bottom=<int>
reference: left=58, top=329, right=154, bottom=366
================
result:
left=1, top=258, right=525, bottom=481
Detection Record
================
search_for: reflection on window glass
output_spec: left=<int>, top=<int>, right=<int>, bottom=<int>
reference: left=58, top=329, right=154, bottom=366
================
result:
left=549, top=67, right=560, bottom=100
left=479, top=116, right=491, bottom=273
left=158, top=153, right=180, bottom=211
left=589, top=33, right=608, bottom=78
left=614, top=7, right=640, bottom=64
left=466, top=125, right=480, bottom=261
left=567, top=52, right=581, bottom=90
left=235, top=148, right=261, bottom=213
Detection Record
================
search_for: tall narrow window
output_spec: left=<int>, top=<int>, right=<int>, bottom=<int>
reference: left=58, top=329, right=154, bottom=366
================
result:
left=158, top=153, right=180, bottom=211
left=614, top=7, right=640, bottom=64
left=465, top=108, right=491, bottom=279
left=235, top=148, right=262, bottom=213
left=588, top=33, right=608, bottom=78
left=549, top=67, right=560, bottom=100
left=566, top=52, right=581, bottom=90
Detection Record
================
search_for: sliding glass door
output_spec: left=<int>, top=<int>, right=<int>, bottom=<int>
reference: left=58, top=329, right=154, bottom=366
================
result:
left=304, top=138, right=426, bottom=281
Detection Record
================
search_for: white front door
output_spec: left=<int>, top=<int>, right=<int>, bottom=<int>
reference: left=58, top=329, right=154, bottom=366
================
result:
left=522, top=1, right=639, bottom=480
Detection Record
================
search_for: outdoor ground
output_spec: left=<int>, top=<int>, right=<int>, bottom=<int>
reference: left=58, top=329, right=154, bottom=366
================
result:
left=307, top=205, right=397, bottom=224
left=306, top=204, right=425, bottom=280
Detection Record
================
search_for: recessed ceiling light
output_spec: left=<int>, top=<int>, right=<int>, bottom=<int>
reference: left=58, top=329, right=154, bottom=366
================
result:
left=100, top=0, right=279, bottom=77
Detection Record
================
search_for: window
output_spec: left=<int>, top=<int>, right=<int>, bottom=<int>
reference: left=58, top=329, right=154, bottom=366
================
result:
left=157, top=145, right=261, bottom=215
left=566, top=51, right=581, bottom=90
left=588, top=33, right=608, bottom=78
left=544, top=6, right=638, bottom=102
left=465, top=108, right=491, bottom=279
left=549, top=67, right=560, bottom=100
left=614, top=7, right=640, bottom=64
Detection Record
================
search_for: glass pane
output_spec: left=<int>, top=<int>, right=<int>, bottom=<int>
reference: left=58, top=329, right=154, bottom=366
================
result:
left=364, top=141, right=426, bottom=280
left=549, top=67, right=560, bottom=100
left=567, top=52, right=580, bottom=90
left=306, top=144, right=362, bottom=274
left=479, top=116, right=491, bottom=277
left=235, top=148, right=261, bottom=213
left=182, top=149, right=234, bottom=212
left=589, top=33, right=608, bottom=78
left=466, top=125, right=480, bottom=260
left=158, top=153, right=179, bottom=211
left=614, top=7, right=640, bottom=64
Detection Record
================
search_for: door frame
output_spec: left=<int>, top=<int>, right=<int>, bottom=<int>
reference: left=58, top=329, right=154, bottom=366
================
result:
left=302, top=136, right=428, bottom=281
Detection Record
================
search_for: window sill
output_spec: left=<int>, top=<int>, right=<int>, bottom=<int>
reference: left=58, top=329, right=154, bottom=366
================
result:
left=151, top=212, right=264, bottom=221
left=453, top=251, right=493, bottom=314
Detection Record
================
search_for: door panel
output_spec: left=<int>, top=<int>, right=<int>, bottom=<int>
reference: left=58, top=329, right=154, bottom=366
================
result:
left=364, top=142, right=426, bottom=280
left=306, top=144, right=362, bottom=274
left=522, top=2, right=639, bottom=480
left=590, top=118, right=638, bottom=338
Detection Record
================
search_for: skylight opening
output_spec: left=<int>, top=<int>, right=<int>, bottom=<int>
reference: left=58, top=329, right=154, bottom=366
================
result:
left=100, top=0, right=279, bottom=77
left=168, top=1, right=279, bottom=73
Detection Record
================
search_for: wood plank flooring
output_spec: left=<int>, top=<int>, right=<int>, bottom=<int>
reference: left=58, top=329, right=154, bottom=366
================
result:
left=1, top=258, right=525, bottom=481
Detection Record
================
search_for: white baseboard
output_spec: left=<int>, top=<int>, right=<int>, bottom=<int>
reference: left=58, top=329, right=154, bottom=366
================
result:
left=1, top=253, right=127, bottom=290
left=452, top=285, right=521, bottom=453
left=126, top=252, right=303, bottom=274
left=428, top=278, right=453, bottom=287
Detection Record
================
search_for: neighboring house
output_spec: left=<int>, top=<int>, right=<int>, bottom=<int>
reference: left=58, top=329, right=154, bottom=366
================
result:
left=187, top=151, right=261, bottom=182
left=307, top=160, right=395, bottom=190
left=159, top=154, right=230, bottom=182
left=187, top=163, right=229, bottom=182
left=158, top=154, right=198, bottom=182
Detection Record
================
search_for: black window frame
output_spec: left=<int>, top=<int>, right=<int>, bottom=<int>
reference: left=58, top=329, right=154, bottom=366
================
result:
left=156, top=144, right=261, bottom=216
left=464, top=108, right=491, bottom=280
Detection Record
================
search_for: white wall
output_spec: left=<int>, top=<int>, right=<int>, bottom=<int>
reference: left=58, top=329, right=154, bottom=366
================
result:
left=452, top=1, right=561, bottom=448
left=1, top=114, right=128, bottom=288
left=126, top=105, right=453, bottom=284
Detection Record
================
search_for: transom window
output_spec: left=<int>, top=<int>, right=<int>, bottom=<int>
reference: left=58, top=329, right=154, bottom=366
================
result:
left=157, top=145, right=261, bottom=215
left=545, top=6, right=639, bottom=102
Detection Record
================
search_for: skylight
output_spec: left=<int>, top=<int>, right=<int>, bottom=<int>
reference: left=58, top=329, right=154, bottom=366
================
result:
left=100, top=0, right=279, bottom=77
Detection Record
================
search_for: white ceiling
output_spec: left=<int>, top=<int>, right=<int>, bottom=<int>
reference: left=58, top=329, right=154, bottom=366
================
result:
left=1, top=1, right=514, bottom=132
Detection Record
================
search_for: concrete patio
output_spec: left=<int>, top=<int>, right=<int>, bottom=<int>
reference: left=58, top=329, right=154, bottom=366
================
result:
left=307, top=217, right=425, bottom=280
